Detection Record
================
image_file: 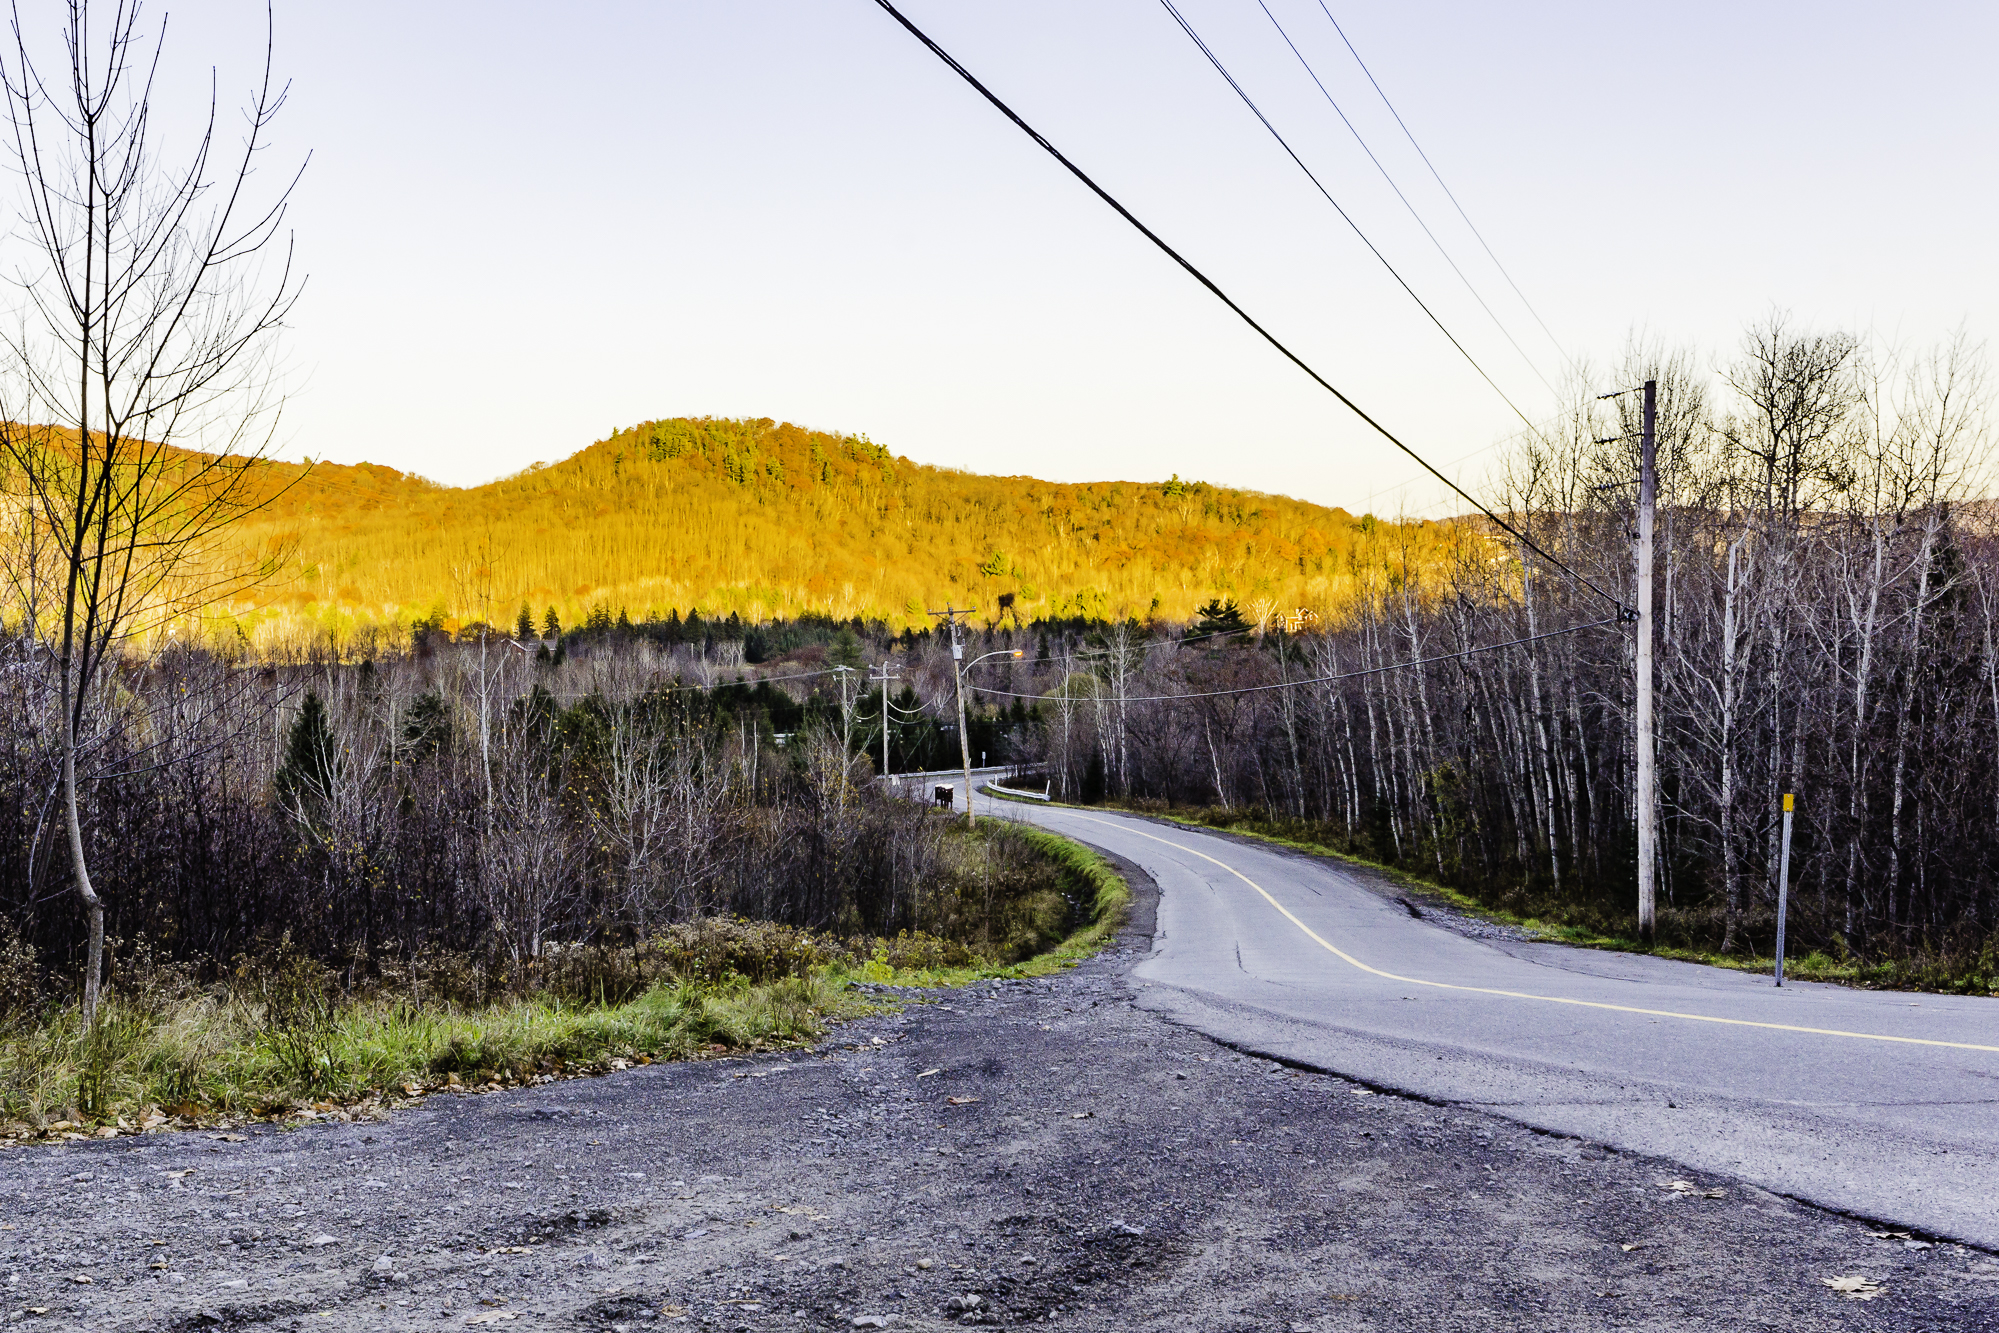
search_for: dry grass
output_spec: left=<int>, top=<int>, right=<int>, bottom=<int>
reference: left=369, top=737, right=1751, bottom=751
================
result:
left=0, top=968, right=856, bottom=1143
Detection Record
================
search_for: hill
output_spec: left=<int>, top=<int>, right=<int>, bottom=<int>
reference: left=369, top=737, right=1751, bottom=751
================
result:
left=215, top=417, right=1461, bottom=646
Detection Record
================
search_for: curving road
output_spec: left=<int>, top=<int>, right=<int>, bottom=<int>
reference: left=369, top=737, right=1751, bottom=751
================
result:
left=978, top=789, right=1999, bottom=1249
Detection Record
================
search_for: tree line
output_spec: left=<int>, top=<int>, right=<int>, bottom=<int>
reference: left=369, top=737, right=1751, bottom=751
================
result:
left=0, top=631, right=1069, bottom=1004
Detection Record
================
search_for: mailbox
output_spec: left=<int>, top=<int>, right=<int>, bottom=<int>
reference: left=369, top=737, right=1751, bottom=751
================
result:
left=934, top=784, right=955, bottom=808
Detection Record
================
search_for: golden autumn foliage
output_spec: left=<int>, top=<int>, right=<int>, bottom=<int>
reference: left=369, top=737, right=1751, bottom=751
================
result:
left=205, top=417, right=1463, bottom=646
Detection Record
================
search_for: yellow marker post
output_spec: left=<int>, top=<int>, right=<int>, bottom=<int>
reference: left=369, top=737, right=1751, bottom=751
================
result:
left=1775, top=793, right=1796, bottom=987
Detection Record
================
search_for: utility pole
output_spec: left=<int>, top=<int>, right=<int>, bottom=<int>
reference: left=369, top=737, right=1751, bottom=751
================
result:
left=929, top=607, right=978, bottom=826
left=834, top=665, right=857, bottom=751
left=833, top=665, right=857, bottom=811
left=1636, top=378, right=1658, bottom=947
left=869, top=660, right=901, bottom=789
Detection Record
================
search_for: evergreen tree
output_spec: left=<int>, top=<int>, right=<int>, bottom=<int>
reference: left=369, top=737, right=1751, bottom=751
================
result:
left=542, top=606, right=561, bottom=638
left=275, top=691, right=336, bottom=814
left=1082, top=748, right=1106, bottom=805
left=1193, top=597, right=1249, bottom=636
left=515, top=604, right=534, bottom=639
left=402, top=689, right=454, bottom=760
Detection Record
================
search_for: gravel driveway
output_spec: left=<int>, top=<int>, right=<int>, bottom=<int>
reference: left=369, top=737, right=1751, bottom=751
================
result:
left=3, top=851, right=1995, bottom=1332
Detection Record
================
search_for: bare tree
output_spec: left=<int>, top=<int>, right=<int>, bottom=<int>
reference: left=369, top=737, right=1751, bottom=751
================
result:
left=0, top=0, right=302, bottom=1026
left=481, top=714, right=573, bottom=967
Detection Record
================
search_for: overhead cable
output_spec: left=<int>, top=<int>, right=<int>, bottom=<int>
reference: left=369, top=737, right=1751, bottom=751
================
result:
left=1313, top=1, right=1571, bottom=369
left=865, top=0, right=1628, bottom=617
left=964, top=616, right=1620, bottom=704
left=1249, top=0, right=1557, bottom=397
left=1156, top=0, right=1538, bottom=432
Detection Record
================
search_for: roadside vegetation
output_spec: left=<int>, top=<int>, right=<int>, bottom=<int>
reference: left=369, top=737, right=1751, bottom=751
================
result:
left=0, top=830, right=1128, bottom=1144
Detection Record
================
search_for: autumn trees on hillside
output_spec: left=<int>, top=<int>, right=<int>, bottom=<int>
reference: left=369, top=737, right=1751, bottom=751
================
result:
left=209, top=416, right=1459, bottom=651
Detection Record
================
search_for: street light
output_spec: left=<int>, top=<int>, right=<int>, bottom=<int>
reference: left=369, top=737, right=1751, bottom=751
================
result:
left=953, top=645, right=1022, bottom=826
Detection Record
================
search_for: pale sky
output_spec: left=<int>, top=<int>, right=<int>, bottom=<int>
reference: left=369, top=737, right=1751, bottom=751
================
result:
left=106, top=0, right=1999, bottom=515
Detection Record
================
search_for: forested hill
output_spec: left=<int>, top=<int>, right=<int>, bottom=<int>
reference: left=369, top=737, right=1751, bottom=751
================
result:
left=224, top=416, right=1456, bottom=643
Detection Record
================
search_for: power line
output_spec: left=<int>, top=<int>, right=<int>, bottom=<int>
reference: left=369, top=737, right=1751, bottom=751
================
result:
left=1249, top=0, right=1557, bottom=398
left=966, top=616, right=1619, bottom=704
left=866, top=0, right=1628, bottom=617
left=1312, top=0, right=1571, bottom=370
left=538, top=662, right=857, bottom=702
left=1156, top=0, right=1538, bottom=433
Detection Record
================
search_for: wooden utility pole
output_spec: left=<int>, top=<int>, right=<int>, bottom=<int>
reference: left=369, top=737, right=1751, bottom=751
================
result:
left=869, top=661, right=901, bottom=788
left=1636, top=378, right=1659, bottom=946
left=833, top=665, right=858, bottom=811
left=929, top=607, right=978, bottom=826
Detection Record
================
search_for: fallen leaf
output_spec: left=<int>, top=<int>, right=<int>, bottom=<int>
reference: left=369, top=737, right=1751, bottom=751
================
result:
left=1069, top=1111, right=1094, bottom=1119
left=26, top=1308, right=48, bottom=1316
left=946, top=1097, right=979, bottom=1106
left=213, top=1133, right=247, bottom=1143
left=1823, top=1275, right=1886, bottom=1301
left=466, top=1313, right=519, bottom=1325
left=1351, top=1089, right=1375, bottom=1097
left=68, top=1275, right=92, bottom=1284
left=1866, top=1230, right=1913, bottom=1240
left=1619, top=1243, right=1643, bottom=1252
left=917, top=1069, right=942, bottom=1079
left=660, top=1307, right=688, bottom=1318
left=164, top=1169, right=196, bottom=1180
left=1657, top=1179, right=1724, bottom=1199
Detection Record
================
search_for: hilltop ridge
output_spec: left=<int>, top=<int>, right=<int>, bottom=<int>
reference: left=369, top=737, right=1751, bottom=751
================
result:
left=220, top=416, right=1458, bottom=645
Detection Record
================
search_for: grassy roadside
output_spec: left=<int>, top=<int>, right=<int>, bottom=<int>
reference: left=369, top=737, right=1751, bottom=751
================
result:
left=991, top=789, right=1998, bottom=998
left=0, top=973, right=863, bottom=1146
left=0, top=830, right=1131, bottom=1146
left=857, top=826, right=1130, bottom=989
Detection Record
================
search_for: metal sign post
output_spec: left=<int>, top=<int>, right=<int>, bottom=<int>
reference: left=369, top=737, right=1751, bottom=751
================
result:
left=1775, top=792, right=1795, bottom=987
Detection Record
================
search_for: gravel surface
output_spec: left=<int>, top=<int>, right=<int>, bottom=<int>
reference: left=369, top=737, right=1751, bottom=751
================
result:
left=4, top=850, right=1996, bottom=1332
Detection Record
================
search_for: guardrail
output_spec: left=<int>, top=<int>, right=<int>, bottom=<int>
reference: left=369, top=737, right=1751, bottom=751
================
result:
left=984, top=782, right=1051, bottom=803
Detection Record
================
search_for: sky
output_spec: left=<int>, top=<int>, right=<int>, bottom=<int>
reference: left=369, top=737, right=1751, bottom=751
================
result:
left=65, top=0, right=1999, bottom=516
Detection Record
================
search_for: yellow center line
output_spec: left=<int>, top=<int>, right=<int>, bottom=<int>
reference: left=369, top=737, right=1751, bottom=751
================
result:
left=1062, top=811, right=1999, bottom=1056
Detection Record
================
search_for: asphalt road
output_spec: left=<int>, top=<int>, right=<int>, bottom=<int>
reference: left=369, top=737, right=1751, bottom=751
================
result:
left=978, top=790, right=1999, bottom=1249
